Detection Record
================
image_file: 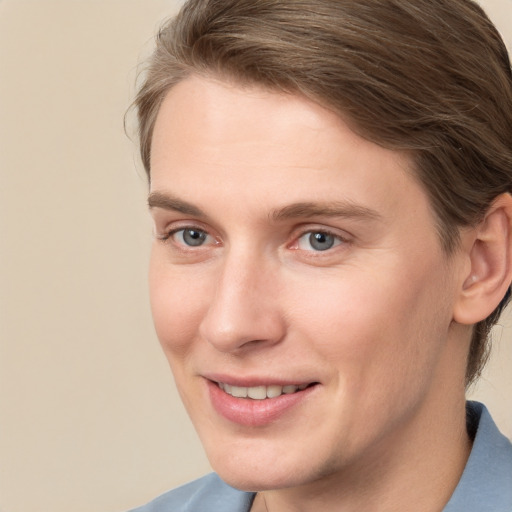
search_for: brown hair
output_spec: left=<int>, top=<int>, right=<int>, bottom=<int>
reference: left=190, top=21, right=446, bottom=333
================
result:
left=135, top=0, right=512, bottom=385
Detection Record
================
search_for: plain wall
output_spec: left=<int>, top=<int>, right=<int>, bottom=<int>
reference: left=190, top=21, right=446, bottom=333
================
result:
left=0, top=1, right=510, bottom=511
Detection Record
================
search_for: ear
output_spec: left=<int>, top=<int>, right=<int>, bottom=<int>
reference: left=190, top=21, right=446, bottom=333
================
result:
left=453, top=193, right=512, bottom=325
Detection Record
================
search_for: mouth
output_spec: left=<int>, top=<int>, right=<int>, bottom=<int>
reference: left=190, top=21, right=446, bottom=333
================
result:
left=207, top=378, right=319, bottom=426
left=217, top=382, right=312, bottom=400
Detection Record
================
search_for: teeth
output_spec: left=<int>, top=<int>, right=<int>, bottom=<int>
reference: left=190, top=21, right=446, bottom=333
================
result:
left=218, top=382, right=309, bottom=400
left=231, top=385, right=248, bottom=398
left=247, top=386, right=266, bottom=399
left=266, top=385, right=283, bottom=398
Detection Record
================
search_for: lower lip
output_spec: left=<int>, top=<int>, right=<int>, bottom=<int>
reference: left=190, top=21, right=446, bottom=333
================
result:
left=207, top=380, right=317, bottom=427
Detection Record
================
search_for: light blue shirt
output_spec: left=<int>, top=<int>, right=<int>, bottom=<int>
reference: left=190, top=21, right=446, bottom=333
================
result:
left=129, top=402, right=512, bottom=512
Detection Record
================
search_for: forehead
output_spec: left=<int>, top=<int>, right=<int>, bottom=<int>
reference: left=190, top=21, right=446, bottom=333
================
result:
left=151, top=76, right=359, bottom=171
left=150, top=75, right=437, bottom=240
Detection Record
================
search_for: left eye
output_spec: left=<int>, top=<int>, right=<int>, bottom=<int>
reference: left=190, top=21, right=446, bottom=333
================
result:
left=297, top=231, right=342, bottom=251
left=173, top=228, right=210, bottom=247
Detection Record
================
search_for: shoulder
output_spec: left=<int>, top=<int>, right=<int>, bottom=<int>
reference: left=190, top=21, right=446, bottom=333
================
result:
left=127, top=473, right=255, bottom=512
left=444, top=401, right=512, bottom=512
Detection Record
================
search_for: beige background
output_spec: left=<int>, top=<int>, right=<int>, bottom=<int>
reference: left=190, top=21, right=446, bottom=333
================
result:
left=0, top=1, right=511, bottom=511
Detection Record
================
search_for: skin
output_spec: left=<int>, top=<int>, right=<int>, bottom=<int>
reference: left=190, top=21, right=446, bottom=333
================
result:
left=148, top=75, right=477, bottom=512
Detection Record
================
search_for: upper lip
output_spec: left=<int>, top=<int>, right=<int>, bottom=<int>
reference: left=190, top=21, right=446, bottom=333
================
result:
left=203, top=373, right=318, bottom=388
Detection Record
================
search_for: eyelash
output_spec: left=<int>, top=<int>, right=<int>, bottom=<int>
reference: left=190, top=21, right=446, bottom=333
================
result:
left=293, top=229, right=347, bottom=252
left=157, top=226, right=211, bottom=244
left=157, top=225, right=349, bottom=254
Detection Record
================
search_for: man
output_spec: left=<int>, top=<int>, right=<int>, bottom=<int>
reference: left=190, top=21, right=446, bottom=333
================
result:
left=129, top=1, right=512, bottom=510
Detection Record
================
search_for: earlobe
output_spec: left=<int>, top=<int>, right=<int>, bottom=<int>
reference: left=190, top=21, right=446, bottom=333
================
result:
left=454, top=193, right=512, bottom=325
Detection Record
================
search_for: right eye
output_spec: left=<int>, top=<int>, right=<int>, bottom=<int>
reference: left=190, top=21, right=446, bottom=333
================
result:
left=171, top=228, right=211, bottom=247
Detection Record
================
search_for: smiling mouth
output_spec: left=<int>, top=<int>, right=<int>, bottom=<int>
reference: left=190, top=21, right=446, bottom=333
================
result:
left=209, top=380, right=319, bottom=425
left=217, top=382, right=315, bottom=400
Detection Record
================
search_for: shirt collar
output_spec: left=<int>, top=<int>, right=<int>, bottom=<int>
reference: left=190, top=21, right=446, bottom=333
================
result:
left=443, top=401, right=512, bottom=511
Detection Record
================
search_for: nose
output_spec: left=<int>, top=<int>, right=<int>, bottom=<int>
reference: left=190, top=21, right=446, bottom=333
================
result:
left=199, top=251, right=286, bottom=353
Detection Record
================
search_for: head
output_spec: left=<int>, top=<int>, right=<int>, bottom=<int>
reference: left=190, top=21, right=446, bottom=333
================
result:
left=136, top=0, right=512, bottom=494
left=136, top=0, right=512, bottom=388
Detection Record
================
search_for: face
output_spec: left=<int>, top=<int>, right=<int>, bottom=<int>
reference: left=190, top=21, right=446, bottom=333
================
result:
left=148, top=76, right=467, bottom=491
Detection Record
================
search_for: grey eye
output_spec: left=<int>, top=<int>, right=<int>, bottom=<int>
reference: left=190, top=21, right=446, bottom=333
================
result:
left=308, top=232, right=335, bottom=251
left=180, top=228, right=208, bottom=246
left=297, top=231, right=341, bottom=251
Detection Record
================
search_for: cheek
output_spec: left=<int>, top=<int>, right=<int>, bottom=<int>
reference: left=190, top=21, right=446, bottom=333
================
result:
left=290, top=258, right=454, bottom=384
left=149, top=250, right=210, bottom=356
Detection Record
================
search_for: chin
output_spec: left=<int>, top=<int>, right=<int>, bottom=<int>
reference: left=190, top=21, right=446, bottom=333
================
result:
left=205, top=443, right=323, bottom=492
left=215, top=466, right=303, bottom=492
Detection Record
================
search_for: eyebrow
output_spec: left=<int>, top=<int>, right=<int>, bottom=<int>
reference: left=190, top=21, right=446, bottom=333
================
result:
left=270, top=201, right=382, bottom=222
left=148, top=192, right=206, bottom=217
left=148, top=191, right=382, bottom=223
